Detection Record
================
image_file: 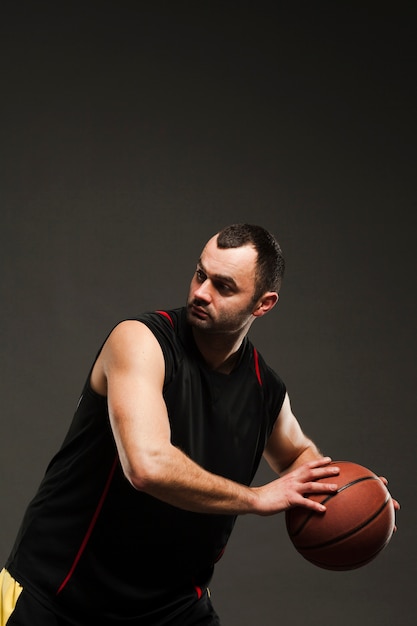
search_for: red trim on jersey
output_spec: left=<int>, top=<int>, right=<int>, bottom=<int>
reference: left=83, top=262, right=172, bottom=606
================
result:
left=156, top=310, right=174, bottom=328
left=56, top=455, right=119, bottom=595
left=214, top=546, right=226, bottom=562
left=253, top=348, right=263, bottom=386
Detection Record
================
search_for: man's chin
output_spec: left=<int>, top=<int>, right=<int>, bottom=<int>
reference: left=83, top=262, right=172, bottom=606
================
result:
left=186, top=310, right=211, bottom=328
left=186, top=313, right=237, bottom=336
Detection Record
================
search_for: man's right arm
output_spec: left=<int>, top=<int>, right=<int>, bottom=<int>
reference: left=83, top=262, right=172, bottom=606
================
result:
left=90, top=320, right=338, bottom=516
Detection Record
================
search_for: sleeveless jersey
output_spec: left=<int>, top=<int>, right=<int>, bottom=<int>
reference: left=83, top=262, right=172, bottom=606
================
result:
left=6, top=308, right=286, bottom=625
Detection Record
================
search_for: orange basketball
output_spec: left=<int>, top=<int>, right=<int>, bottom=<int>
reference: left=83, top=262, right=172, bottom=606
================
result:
left=285, top=461, right=395, bottom=570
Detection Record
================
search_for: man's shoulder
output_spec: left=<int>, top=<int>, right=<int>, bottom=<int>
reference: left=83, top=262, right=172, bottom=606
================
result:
left=133, top=307, right=185, bottom=330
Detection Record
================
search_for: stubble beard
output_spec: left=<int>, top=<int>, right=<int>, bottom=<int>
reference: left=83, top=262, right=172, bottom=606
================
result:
left=186, top=299, right=254, bottom=336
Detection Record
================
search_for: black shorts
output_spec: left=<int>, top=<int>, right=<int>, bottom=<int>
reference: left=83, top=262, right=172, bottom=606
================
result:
left=2, top=570, right=221, bottom=626
left=2, top=587, right=71, bottom=626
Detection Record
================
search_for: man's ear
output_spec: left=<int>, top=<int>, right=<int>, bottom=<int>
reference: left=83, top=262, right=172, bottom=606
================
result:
left=252, top=292, right=279, bottom=318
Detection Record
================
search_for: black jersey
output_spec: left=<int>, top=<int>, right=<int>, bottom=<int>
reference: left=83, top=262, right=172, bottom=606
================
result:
left=6, top=308, right=286, bottom=625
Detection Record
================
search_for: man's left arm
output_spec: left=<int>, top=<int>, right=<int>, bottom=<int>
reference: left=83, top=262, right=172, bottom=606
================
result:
left=264, top=392, right=400, bottom=523
left=263, top=392, right=327, bottom=476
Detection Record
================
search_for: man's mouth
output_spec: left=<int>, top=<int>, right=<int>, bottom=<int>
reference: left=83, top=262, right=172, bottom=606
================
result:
left=189, top=302, right=209, bottom=319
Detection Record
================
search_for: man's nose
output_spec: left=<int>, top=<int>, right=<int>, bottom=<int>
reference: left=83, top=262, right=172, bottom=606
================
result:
left=194, top=279, right=212, bottom=302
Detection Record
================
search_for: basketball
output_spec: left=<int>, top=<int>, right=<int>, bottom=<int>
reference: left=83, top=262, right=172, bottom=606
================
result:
left=285, top=460, right=395, bottom=570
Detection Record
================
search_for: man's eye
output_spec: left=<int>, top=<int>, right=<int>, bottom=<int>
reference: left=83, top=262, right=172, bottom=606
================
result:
left=196, top=269, right=206, bottom=282
left=216, top=282, right=233, bottom=295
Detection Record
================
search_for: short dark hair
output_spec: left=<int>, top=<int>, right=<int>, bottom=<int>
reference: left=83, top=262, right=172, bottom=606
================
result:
left=216, top=223, right=285, bottom=299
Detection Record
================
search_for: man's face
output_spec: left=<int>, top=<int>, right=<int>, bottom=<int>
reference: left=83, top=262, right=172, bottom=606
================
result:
left=186, top=235, right=259, bottom=334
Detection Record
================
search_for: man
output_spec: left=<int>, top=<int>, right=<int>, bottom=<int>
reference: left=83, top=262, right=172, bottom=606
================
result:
left=0, top=224, right=391, bottom=625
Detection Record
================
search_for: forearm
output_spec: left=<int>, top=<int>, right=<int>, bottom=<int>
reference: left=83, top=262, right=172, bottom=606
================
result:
left=123, top=442, right=338, bottom=518
left=279, top=440, right=323, bottom=475
left=126, top=443, right=259, bottom=515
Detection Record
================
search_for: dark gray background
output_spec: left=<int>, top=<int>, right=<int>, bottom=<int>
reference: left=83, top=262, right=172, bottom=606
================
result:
left=1, top=2, right=416, bottom=624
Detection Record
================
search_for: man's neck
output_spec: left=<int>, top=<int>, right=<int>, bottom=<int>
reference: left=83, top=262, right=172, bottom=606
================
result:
left=191, top=328, right=247, bottom=374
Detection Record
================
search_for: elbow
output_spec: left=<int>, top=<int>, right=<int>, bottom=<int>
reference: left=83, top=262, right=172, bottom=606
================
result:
left=120, top=448, right=167, bottom=493
left=125, top=467, right=150, bottom=492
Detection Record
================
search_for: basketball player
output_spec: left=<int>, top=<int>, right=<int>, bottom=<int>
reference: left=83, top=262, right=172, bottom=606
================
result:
left=0, top=224, right=398, bottom=625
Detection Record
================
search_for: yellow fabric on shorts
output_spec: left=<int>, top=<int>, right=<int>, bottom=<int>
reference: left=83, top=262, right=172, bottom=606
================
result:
left=0, top=568, right=23, bottom=626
